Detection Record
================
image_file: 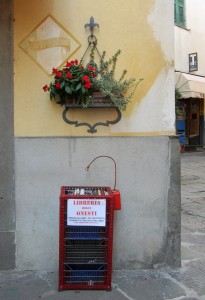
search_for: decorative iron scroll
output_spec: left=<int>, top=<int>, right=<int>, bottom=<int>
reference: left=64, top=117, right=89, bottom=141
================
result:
left=62, top=106, right=121, bottom=134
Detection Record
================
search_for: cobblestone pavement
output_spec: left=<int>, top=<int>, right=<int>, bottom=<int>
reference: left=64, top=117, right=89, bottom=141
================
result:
left=0, top=151, right=205, bottom=300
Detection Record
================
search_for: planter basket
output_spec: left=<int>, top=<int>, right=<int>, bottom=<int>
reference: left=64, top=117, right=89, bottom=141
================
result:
left=64, top=92, right=116, bottom=108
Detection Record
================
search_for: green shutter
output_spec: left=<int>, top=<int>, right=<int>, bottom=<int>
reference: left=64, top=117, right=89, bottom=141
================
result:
left=174, top=0, right=185, bottom=27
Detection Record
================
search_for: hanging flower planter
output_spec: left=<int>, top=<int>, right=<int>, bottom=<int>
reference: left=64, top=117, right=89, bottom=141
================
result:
left=42, top=16, right=143, bottom=132
left=43, top=54, right=142, bottom=111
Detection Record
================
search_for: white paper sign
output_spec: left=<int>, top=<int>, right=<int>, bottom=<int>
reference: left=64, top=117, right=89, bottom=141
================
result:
left=67, top=199, right=106, bottom=226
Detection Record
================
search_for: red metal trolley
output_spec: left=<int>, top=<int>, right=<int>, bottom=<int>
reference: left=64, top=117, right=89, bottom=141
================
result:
left=59, top=186, right=115, bottom=291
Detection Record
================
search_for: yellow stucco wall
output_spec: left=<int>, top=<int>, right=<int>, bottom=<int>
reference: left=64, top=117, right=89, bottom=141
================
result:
left=14, top=0, right=174, bottom=137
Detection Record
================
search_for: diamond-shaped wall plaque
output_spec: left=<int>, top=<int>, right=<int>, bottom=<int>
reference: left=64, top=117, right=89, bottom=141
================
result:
left=19, top=14, right=82, bottom=75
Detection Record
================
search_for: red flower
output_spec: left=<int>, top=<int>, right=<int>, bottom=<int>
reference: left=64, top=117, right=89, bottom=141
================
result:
left=66, top=72, right=73, bottom=79
left=66, top=61, right=72, bottom=68
left=56, top=71, right=63, bottom=78
left=55, top=82, right=61, bottom=89
left=82, top=75, right=90, bottom=82
left=52, top=68, right=58, bottom=74
left=84, top=81, right=92, bottom=89
left=43, top=84, right=49, bottom=92
left=88, top=65, right=95, bottom=71
left=65, top=60, right=77, bottom=67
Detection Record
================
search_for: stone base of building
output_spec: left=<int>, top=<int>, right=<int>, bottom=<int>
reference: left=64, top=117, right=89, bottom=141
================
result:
left=9, top=136, right=181, bottom=271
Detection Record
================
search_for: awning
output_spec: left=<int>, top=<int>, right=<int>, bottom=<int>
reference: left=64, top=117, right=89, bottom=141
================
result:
left=175, top=71, right=205, bottom=99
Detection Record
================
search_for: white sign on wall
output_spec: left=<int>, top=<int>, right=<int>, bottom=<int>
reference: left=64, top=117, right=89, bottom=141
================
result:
left=189, top=52, right=198, bottom=72
left=67, top=199, right=106, bottom=226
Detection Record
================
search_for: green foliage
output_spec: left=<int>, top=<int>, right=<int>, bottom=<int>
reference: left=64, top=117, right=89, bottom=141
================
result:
left=43, top=51, right=143, bottom=111
left=175, top=88, right=182, bottom=115
left=92, top=50, right=143, bottom=111
left=43, top=59, right=95, bottom=106
left=175, top=88, right=181, bottom=100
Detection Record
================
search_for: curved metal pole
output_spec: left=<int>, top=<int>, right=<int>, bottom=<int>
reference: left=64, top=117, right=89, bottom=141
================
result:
left=86, top=155, right=117, bottom=190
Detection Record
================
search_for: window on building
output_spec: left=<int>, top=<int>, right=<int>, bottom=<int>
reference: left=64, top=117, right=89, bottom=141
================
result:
left=174, top=0, right=185, bottom=27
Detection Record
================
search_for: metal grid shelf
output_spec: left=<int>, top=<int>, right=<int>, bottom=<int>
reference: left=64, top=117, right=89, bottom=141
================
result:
left=64, top=264, right=107, bottom=285
left=64, top=239, right=107, bottom=264
left=64, top=226, right=107, bottom=240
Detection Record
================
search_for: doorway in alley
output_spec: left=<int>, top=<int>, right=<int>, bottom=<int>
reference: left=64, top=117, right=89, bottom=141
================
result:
left=176, top=98, right=204, bottom=147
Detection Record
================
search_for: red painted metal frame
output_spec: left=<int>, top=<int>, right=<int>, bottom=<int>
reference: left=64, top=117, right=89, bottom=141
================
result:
left=59, top=186, right=114, bottom=291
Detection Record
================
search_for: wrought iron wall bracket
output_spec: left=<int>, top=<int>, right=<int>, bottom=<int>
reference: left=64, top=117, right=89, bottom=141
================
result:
left=61, top=17, right=122, bottom=133
left=62, top=106, right=121, bottom=134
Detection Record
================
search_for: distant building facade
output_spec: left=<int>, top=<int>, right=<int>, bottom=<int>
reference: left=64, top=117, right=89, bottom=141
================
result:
left=175, top=0, right=205, bottom=148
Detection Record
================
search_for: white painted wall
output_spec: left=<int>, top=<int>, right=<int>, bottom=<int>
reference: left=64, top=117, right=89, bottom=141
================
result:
left=175, top=0, right=205, bottom=76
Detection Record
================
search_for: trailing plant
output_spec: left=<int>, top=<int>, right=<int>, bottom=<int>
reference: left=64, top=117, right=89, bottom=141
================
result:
left=92, top=50, right=143, bottom=111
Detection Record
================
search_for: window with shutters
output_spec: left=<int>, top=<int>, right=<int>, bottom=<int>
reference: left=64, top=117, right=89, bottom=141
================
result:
left=174, top=0, right=185, bottom=27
